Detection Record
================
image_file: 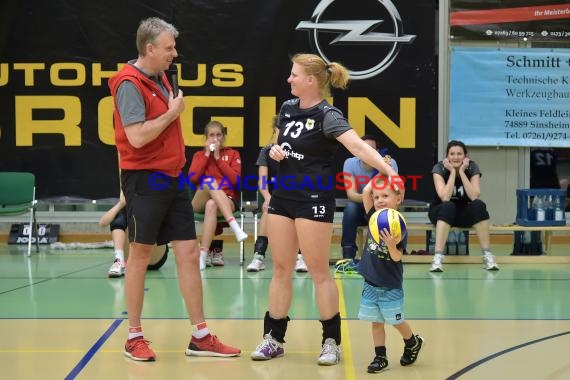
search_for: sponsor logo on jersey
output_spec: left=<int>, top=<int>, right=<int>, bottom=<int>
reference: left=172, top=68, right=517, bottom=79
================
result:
left=306, top=118, right=315, bottom=130
left=280, top=142, right=305, bottom=160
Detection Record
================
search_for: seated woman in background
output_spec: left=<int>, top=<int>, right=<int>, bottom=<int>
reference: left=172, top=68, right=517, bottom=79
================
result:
left=189, top=120, right=247, bottom=269
left=99, top=191, right=169, bottom=277
left=428, top=140, right=499, bottom=272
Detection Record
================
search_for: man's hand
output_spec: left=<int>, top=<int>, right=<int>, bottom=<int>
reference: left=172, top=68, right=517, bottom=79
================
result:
left=168, top=89, right=185, bottom=117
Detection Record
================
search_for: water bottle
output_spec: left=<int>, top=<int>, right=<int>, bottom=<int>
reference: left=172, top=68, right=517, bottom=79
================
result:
left=428, top=231, right=435, bottom=254
left=531, top=195, right=538, bottom=220
left=457, top=231, right=467, bottom=255
left=535, top=195, right=545, bottom=222
left=447, top=231, right=457, bottom=255
left=523, top=231, right=531, bottom=244
left=543, top=195, right=554, bottom=220
left=554, top=196, right=564, bottom=221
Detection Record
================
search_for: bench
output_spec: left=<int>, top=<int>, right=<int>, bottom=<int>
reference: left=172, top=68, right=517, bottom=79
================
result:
left=333, top=198, right=429, bottom=252
left=331, top=222, right=570, bottom=256
left=331, top=223, right=469, bottom=256
left=406, top=223, right=570, bottom=256
left=332, top=198, right=570, bottom=257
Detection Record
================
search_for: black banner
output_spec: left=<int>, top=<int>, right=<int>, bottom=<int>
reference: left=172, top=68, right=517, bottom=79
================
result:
left=450, top=1, right=570, bottom=40
left=8, top=223, right=60, bottom=245
left=0, top=0, right=437, bottom=201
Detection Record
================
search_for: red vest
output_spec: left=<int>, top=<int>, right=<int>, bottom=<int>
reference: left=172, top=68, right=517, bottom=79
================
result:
left=109, top=64, right=185, bottom=177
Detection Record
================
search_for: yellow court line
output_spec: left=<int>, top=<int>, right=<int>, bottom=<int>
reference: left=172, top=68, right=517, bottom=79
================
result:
left=336, top=278, right=356, bottom=380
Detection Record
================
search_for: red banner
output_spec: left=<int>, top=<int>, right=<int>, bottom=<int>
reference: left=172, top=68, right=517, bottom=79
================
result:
left=451, top=1, right=570, bottom=40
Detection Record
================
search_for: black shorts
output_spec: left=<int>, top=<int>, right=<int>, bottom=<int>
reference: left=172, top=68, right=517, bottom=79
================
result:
left=268, top=195, right=335, bottom=223
left=121, top=170, right=196, bottom=245
left=428, top=199, right=490, bottom=228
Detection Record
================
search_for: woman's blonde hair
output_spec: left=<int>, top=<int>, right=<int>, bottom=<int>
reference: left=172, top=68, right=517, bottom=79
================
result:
left=291, top=53, right=350, bottom=98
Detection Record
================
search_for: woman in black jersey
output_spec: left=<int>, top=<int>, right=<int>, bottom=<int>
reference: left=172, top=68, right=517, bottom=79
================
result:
left=250, top=53, right=397, bottom=366
left=246, top=116, right=307, bottom=272
left=428, top=140, right=499, bottom=272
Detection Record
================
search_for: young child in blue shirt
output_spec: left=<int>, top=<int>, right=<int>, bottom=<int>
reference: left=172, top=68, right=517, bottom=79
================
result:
left=358, top=176, right=424, bottom=373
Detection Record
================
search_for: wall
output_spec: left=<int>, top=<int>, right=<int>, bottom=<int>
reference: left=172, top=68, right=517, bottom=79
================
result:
left=469, top=147, right=522, bottom=225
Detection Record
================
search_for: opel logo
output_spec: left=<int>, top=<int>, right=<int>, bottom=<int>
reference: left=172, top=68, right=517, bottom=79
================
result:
left=296, top=0, right=416, bottom=80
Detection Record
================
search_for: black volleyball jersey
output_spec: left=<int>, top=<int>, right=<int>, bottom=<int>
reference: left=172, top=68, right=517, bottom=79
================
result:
left=273, top=99, right=351, bottom=201
left=530, top=148, right=559, bottom=189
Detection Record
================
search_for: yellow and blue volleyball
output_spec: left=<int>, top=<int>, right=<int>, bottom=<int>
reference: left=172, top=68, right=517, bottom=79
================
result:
left=368, top=208, right=407, bottom=244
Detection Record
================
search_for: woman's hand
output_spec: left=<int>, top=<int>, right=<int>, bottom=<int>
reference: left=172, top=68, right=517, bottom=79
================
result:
left=262, top=196, right=271, bottom=213
left=460, top=157, right=470, bottom=173
left=443, top=158, right=454, bottom=172
left=204, top=138, right=220, bottom=158
left=269, top=144, right=286, bottom=161
left=118, top=192, right=126, bottom=207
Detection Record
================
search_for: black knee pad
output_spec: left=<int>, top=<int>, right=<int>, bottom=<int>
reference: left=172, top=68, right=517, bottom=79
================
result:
left=110, top=209, right=127, bottom=231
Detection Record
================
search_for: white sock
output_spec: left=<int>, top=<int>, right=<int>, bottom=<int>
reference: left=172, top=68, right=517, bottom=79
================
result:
left=128, top=326, right=143, bottom=340
left=192, top=322, right=210, bottom=339
left=114, top=249, right=124, bottom=262
left=199, top=248, right=208, bottom=271
left=228, top=218, right=247, bottom=242
left=128, top=331, right=144, bottom=340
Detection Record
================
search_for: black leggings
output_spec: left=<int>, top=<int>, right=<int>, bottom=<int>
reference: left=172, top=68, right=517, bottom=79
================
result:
left=428, top=199, right=490, bottom=228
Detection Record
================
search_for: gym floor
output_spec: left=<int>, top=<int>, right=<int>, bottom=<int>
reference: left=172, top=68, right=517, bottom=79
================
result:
left=1, top=242, right=569, bottom=380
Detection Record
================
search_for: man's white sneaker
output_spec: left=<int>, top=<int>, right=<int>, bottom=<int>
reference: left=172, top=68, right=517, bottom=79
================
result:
left=483, top=253, right=499, bottom=271
left=108, top=258, right=125, bottom=278
left=246, top=254, right=266, bottom=272
left=295, top=253, right=308, bottom=273
left=429, top=253, right=444, bottom=272
left=317, top=338, right=340, bottom=366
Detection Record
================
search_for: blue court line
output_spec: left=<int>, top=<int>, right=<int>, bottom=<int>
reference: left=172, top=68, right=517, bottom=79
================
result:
left=446, top=330, right=570, bottom=379
left=64, top=318, right=124, bottom=380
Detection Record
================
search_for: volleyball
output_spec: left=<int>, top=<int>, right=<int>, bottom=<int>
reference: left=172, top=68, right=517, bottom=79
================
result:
left=368, top=208, right=407, bottom=244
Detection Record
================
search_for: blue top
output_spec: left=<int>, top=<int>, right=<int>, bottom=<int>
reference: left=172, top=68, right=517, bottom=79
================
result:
left=358, top=208, right=405, bottom=289
left=343, top=155, right=398, bottom=194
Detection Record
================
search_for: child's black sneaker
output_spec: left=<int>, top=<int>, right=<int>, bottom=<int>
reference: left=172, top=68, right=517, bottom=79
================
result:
left=400, top=335, right=424, bottom=366
left=367, top=355, right=388, bottom=373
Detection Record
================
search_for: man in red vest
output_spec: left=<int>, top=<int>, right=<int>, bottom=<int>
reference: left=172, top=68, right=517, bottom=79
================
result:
left=109, top=17, right=240, bottom=362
